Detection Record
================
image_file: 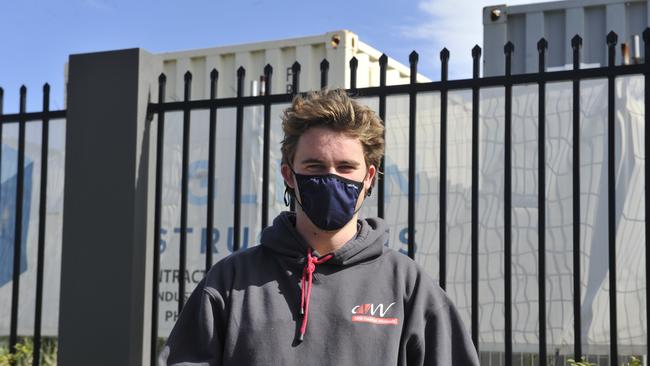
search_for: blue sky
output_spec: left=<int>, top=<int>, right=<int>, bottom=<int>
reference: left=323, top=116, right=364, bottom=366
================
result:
left=1, top=0, right=552, bottom=113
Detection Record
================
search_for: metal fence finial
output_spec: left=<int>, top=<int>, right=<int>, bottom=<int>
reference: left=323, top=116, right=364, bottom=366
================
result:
left=606, top=30, right=618, bottom=47
left=319, top=59, right=329, bottom=89
left=571, top=34, right=583, bottom=48
left=440, top=48, right=450, bottom=61
left=504, top=41, right=514, bottom=55
left=472, top=45, right=481, bottom=79
left=571, top=35, right=582, bottom=70
left=236, top=67, right=245, bottom=98
left=471, top=45, right=482, bottom=58
left=378, top=54, right=388, bottom=88
left=538, top=38, right=548, bottom=73
left=263, top=64, right=273, bottom=95
left=237, top=66, right=246, bottom=77
left=19, top=85, right=26, bottom=112
left=349, top=57, right=358, bottom=90
left=409, top=51, right=418, bottom=84
left=537, top=38, right=548, bottom=52
left=291, top=62, right=300, bottom=95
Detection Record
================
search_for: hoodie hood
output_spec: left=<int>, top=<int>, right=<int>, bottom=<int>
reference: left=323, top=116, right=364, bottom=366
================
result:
left=260, top=211, right=388, bottom=266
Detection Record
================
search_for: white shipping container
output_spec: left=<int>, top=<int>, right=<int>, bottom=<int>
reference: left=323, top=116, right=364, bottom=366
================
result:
left=157, top=30, right=430, bottom=101
left=483, top=0, right=649, bottom=76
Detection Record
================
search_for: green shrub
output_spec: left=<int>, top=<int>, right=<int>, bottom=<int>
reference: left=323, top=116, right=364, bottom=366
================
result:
left=566, top=355, right=644, bottom=366
left=624, top=356, right=642, bottom=366
left=567, top=357, right=596, bottom=366
left=0, top=338, right=57, bottom=366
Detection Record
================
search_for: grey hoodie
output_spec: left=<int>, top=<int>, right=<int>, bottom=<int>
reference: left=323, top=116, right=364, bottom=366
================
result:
left=160, top=212, right=479, bottom=365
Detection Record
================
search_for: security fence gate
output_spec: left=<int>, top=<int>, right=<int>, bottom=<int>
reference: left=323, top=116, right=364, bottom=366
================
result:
left=1, top=30, right=649, bottom=366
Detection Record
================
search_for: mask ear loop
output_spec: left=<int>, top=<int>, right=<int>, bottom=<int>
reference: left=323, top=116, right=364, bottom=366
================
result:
left=353, top=169, right=373, bottom=216
left=284, top=187, right=292, bottom=207
left=285, top=164, right=298, bottom=208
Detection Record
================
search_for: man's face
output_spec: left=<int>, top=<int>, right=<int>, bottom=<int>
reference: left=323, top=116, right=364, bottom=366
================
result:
left=281, top=126, right=376, bottom=215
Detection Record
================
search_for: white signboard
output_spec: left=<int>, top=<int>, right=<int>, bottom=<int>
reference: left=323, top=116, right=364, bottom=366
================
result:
left=0, top=81, right=646, bottom=356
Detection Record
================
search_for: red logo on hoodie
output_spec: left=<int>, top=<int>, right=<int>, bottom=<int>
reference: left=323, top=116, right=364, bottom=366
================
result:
left=351, top=302, right=399, bottom=325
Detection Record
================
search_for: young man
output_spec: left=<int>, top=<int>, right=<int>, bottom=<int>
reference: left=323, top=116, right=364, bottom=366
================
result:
left=160, top=89, right=479, bottom=365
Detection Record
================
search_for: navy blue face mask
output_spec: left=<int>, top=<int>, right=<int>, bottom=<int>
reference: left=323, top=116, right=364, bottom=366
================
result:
left=288, top=166, right=366, bottom=231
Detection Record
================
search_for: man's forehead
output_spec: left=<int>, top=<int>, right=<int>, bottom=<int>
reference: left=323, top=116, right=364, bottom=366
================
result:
left=292, top=126, right=366, bottom=164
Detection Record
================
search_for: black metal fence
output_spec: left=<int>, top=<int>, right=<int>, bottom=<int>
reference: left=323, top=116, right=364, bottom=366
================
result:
left=147, top=30, right=648, bottom=366
left=0, top=84, right=65, bottom=365
left=1, top=29, right=649, bottom=366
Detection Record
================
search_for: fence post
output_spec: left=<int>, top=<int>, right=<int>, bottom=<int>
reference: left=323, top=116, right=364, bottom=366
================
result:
left=59, top=48, right=161, bottom=366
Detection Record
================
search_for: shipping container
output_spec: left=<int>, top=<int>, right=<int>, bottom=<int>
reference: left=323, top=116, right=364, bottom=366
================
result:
left=157, top=30, right=430, bottom=100
left=483, top=0, right=648, bottom=76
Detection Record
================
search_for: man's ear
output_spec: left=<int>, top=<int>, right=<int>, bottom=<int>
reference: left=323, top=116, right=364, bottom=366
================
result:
left=281, top=164, right=295, bottom=189
left=365, top=165, right=377, bottom=195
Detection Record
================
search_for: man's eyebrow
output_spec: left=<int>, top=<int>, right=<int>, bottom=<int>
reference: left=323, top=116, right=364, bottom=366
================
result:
left=300, top=158, right=325, bottom=165
left=336, top=160, right=361, bottom=167
left=299, top=158, right=361, bottom=167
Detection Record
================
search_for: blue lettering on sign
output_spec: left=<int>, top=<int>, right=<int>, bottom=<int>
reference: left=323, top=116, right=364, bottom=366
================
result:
left=187, top=159, right=258, bottom=206
left=159, top=226, right=253, bottom=255
left=158, top=225, right=415, bottom=257
left=188, top=160, right=215, bottom=205
left=159, top=228, right=167, bottom=254
left=200, top=228, right=219, bottom=254
left=398, top=227, right=417, bottom=256
left=0, top=145, right=33, bottom=287
left=381, top=157, right=422, bottom=204
left=227, top=227, right=250, bottom=252
left=174, top=227, right=194, bottom=234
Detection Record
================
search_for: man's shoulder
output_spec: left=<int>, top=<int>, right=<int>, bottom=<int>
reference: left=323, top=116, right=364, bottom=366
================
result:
left=203, top=245, right=269, bottom=289
left=379, top=247, right=450, bottom=309
left=379, top=247, right=426, bottom=278
left=218, top=244, right=266, bottom=264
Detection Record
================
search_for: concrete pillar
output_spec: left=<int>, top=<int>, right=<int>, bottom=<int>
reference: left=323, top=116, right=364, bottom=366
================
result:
left=59, top=48, right=161, bottom=366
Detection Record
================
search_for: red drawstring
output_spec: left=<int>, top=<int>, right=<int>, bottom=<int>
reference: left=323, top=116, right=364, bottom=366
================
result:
left=298, top=248, right=332, bottom=342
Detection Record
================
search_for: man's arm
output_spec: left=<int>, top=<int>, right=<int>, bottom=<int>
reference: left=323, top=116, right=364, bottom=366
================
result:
left=159, top=278, right=225, bottom=366
left=421, top=302, right=479, bottom=365
left=400, top=273, right=479, bottom=366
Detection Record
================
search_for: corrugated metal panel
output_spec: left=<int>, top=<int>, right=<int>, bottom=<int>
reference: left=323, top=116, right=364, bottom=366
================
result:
left=484, top=0, right=648, bottom=76
left=157, top=30, right=429, bottom=101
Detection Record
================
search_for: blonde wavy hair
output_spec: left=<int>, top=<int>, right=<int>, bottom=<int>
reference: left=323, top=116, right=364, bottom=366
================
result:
left=280, top=89, right=385, bottom=184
